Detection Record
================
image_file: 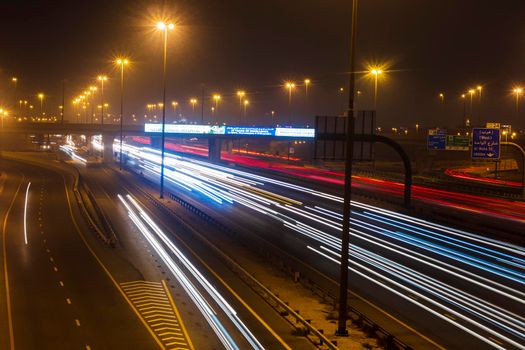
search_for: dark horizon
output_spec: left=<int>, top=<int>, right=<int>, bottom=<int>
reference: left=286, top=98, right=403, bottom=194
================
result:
left=2, top=0, right=525, bottom=130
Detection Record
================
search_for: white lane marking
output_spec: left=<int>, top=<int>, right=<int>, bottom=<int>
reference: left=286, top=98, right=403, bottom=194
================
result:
left=24, top=182, right=31, bottom=245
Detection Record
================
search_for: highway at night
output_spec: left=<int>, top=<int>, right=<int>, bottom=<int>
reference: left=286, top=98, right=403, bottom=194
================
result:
left=139, top=139, right=525, bottom=225
left=111, top=141, right=525, bottom=350
left=2, top=1, right=525, bottom=348
left=1, top=153, right=317, bottom=350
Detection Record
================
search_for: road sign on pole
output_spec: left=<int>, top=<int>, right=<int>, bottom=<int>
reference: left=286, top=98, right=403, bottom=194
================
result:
left=427, top=134, right=446, bottom=150
left=472, top=128, right=501, bottom=159
left=445, top=135, right=469, bottom=151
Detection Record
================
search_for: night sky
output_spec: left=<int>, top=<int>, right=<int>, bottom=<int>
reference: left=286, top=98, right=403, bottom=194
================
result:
left=1, top=0, right=525, bottom=130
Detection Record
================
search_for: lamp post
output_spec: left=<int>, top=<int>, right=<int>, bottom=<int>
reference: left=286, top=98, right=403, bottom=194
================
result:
left=468, top=89, right=475, bottom=117
left=38, top=93, right=44, bottom=116
left=285, top=82, right=295, bottom=124
left=116, top=58, right=129, bottom=170
left=11, top=77, right=18, bottom=114
left=304, top=78, right=311, bottom=96
left=461, top=94, right=467, bottom=127
left=190, top=98, right=197, bottom=118
left=213, top=94, right=221, bottom=123
left=476, top=85, right=483, bottom=125
left=337, top=0, right=358, bottom=337
left=156, top=21, right=175, bottom=199
left=513, top=87, right=523, bottom=118
left=370, top=68, right=382, bottom=109
left=171, top=101, right=178, bottom=122
left=237, top=90, right=245, bottom=123
left=243, top=99, right=249, bottom=122
left=97, top=75, right=107, bottom=124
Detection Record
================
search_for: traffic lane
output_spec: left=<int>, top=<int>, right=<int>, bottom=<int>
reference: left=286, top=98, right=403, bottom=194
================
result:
left=247, top=184, right=525, bottom=347
left=7, top=175, right=85, bottom=349
left=147, top=169, right=505, bottom=350
left=92, top=166, right=314, bottom=350
left=0, top=167, right=25, bottom=350
left=4, top=160, right=159, bottom=350
left=124, top=167, right=449, bottom=349
left=79, top=167, right=225, bottom=350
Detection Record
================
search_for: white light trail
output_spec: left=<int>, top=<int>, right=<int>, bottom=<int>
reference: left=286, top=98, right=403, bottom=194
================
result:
left=116, top=141, right=525, bottom=349
left=24, top=182, right=31, bottom=245
left=118, top=194, right=265, bottom=350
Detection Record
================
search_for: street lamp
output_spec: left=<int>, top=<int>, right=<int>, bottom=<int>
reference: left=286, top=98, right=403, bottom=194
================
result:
left=285, top=82, right=295, bottom=124
left=237, top=90, right=245, bottom=123
left=89, top=86, right=97, bottom=123
left=369, top=68, right=382, bottom=109
left=37, top=93, right=44, bottom=116
left=213, top=94, right=221, bottom=122
left=243, top=99, right=249, bottom=122
left=513, top=87, right=523, bottom=113
left=11, top=78, right=18, bottom=113
left=116, top=57, right=129, bottom=170
left=304, top=78, right=311, bottom=96
left=468, top=88, right=475, bottom=115
left=461, top=93, right=467, bottom=127
left=171, top=101, right=178, bottom=121
left=190, top=98, right=197, bottom=116
left=439, top=92, right=444, bottom=104
left=156, top=20, right=175, bottom=199
left=98, top=75, right=108, bottom=124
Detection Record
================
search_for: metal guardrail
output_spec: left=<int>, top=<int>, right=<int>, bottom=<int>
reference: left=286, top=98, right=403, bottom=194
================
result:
left=71, top=170, right=115, bottom=247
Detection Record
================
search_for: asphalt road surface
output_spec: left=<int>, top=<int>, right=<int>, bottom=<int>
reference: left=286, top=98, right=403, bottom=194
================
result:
left=115, top=142, right=525, bottom=350
left=0, top=158, right=160, bottom=350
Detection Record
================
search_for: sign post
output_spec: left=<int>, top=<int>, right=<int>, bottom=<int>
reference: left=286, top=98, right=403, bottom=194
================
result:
left=445, top=135, right=469, bottom=151
left=427, top=128, right=446, bottom=150
left=472, top=128, right=501, bottom=159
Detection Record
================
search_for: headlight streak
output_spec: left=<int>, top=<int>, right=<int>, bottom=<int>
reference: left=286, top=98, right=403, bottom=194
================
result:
left=118, top=194, right=240, bottom=350
left=359, top=209, right=525, bottom=267
left=120, top=141, right=525, bottom=349
left=59, top=145, right=87, bottom=164
left=119, top=194, right=265, bottom=350
left=351, top=213, right=525, bottom=284
left=307, top=245, right=517, bottom=350
left=24, top=182, right=31, bottom=245
left=308, top=205, right=525, bottom=290
left=320, top=245, right=525, bottom=339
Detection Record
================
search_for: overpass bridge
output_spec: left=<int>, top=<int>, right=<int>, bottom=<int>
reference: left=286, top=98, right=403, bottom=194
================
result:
left=1, top=122, right=315, bottom=163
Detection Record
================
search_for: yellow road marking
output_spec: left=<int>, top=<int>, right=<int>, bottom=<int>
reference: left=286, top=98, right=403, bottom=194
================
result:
left=120, top=280, right=193, bottom=350
left=2, top=175, right=24, bottom=350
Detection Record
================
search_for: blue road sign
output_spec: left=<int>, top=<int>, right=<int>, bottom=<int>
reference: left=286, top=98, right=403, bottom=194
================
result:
left=472, top=128, right=500, bottom=159
left=427, top=134, right=446, bottom=150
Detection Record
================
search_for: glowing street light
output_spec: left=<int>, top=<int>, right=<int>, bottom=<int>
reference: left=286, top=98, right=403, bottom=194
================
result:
left=116, top=57, right=129, bottom=170
left=304, top=78, right=311, bottom=96
left=37, top=93, right=45, bottom=115
left=156, top=20, right=175, bottom=198
left=513, top=87, right=523, bottom=113
left=439, top=92, right=444, bottom=104
left=468, top=88, right=475, bottom=113
left=189, top=98, right=197, bottom=114
left=243, top=99, right=249, bottom=121
left=213, top=94, right=221, bottom=120
left=236, top=90, right=245, bottom=121
left=369, top=68, right=382, bottom=109
left=98, top=75, right=108, bottom=124
left=285, top=82, right=295, bottom=123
